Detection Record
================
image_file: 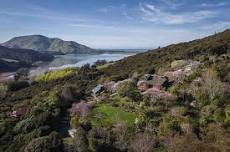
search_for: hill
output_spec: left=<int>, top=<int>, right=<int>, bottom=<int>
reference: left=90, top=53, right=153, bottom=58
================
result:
left=102, top=30, right=230, bottom=80
left=2, top=35, right=96, bottom=54
left=0, top=45, right=53, bottom=72
left=0, top=30, right=230, bottom=152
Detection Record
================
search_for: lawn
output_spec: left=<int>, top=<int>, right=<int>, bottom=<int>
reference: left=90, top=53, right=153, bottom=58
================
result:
left=91, top=104, right=137, bottom=127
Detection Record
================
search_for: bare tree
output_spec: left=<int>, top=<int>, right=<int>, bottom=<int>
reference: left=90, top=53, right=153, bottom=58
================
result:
left=130, top=133, right=155, bottom=152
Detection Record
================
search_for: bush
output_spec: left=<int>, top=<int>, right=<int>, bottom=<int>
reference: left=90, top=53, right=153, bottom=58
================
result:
left=224, top=104, right=230, bottom=126
left=44, top=91, right=60, bottom=108
left=35, top=68, right=76, bottom=82
left=8, top=81, right=30, bottom=91
left=94, top=60, right=107, bottom=66
left=24, top=132, right=62, bottom=152
left=170, top=106, right=187, bottom=117
left=13, top=118, right=36, bottom=133
left=171, top=60, right=188, bottom=69
left=159, top=115, right=181, bottom=135
left=60, top=87, right=74, bottom=104
left=191, top=68, right=226, bottom=108
left=88, top=127, right=111, bottom=151
left=130, top=133, right=155, bottom=152
left=0, top=83, right=8, bottom=98
left=117, top=81, right=142, bottom=102
left=73, top=127, right=88, bottom=152
left=70, top=116, right=80, bottom=129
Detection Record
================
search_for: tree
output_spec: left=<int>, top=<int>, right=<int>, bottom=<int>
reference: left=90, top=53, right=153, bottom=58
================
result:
left=61, top=87, right=74, bottom=104
left=191, top=68, right=226, bottom=108
left=130, top=133, right=155, bottom=152
left=70, top=116, right=80, bottom=129
left=73, top=127, right=88, bottom=152
left=112, top=121, right=129, bottom=151
left=24, top=132, right=62, bottom=152
left=203, top=68, right=225, bottom=101
left=117, top=81, right=142, bottom=102
left=88, top=127, right=111, bottom=151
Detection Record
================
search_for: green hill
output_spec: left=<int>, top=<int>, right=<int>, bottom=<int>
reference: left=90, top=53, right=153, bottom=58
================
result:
left=103, top=30, right=230, bottom=80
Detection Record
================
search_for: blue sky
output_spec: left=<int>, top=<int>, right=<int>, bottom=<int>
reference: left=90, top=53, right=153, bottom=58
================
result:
left=0, top=0, right=229, bottom=49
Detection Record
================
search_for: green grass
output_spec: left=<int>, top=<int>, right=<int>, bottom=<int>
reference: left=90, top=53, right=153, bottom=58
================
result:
left=35, top=68, right=76, bottom=82
left=91, top=104, right=137, bottom=127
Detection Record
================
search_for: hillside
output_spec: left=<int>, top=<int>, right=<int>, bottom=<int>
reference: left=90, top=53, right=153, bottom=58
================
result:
left=103, top=30, right=230, bottom=80
left=2, top=35, right=96, bottom=54
left=0, top=30, right=230, bottom=152
left=0, top=45, right=53, bottom=72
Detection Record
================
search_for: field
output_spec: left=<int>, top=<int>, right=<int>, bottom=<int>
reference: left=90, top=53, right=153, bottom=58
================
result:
left=91, top=104, right=137, bottom=127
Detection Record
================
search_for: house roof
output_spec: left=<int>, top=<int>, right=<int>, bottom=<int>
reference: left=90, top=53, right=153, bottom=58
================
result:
left=92, top=84, right=104, bottom=94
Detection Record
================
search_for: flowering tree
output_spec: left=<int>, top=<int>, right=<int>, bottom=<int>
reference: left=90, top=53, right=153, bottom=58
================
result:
left=70, top=102, right=92, bottom=117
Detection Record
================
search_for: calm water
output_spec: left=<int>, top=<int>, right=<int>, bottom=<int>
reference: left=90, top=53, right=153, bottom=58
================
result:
left=29, top=51, right=140, bottom=76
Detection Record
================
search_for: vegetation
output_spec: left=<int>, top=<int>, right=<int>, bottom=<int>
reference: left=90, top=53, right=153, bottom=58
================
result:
left=102, top=30, right=230, bottom=80
left=0, top=30, right=230, bottom=152
left=35, top=68, right=76, bottom=82
left=91, top=104, right=137, bottom=127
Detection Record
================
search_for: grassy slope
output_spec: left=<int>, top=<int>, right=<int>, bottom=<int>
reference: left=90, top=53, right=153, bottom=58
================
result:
left=102, top=30, right=230, bottom=79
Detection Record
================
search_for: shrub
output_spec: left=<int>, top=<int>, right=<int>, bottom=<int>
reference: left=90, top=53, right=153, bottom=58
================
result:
left=13, top=118, right=36, bottom=133
left=171, top=60, right=188, bottom=69
left=112, top=121, right=129, bottom=151
left=73, top=127, right=88, bottom=152
left=88, top=127, right=111, bottom=151
left=202, top=68, right=226, bottom=101
left=159, top=115, right=181, bottom=135
left=8, top=81, right=29, bottom=91
left=130, top=133, right=155, bottom=152
left=191, top=68, right=226, bottom=108
left=112, top=121, right=128, bottom=142
left=117, top=81, right=142, bottom=102
left=94, top=60, right=107, bottom=66
left=24, top=132, right=62, bottom=152
left=169, top=85, right=179, bottom=96
left=170, top=106, right=187, bottom=117
left=39, top=91, right=62, bottom=112
left=78, top=64, right=101, bottom=80
left=70, top=116, right=80, bottom=129
left=70, top=102, right=92, bottom=117
left=80, top=119, right=92, bottom=131
left=224, top=104, right=230, bottom=125
left=35, top=68, right=76, bottom=82
left=0, top=83, right=7, bottom=98
left=60, top=87, right=74, bottom=104
left=168, top=124, right=230, bottom=152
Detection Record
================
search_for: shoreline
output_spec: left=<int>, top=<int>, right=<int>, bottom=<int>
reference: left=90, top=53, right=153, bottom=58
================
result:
left=0, top=72, right=15, bottom=82
left=0, top=52, right=137, bottom=82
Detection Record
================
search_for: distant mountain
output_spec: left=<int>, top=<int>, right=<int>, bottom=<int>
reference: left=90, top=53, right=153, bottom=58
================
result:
left=2, top=35, right=96, bottom=54
left=0, top=45, right=54, bottom=72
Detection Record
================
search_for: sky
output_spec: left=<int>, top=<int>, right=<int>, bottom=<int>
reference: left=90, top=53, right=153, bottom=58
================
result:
left=0, top=0, right=230, bottom=49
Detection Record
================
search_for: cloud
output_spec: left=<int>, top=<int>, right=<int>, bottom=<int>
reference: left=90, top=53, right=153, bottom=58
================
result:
left=159, top=0, right=185, bottom=9
left=200, top=21, right=230, bottom=31
left=201, top=2, right=226, bottom=7
left=97, top=4, right=133, bottom=20
left=97, top=7, right=110, bottom=13
left=139, top=3, right=217, bottom=24
left=122, top=11, right=133, bottom=20
left=0, top=10, right=85, bottom=22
